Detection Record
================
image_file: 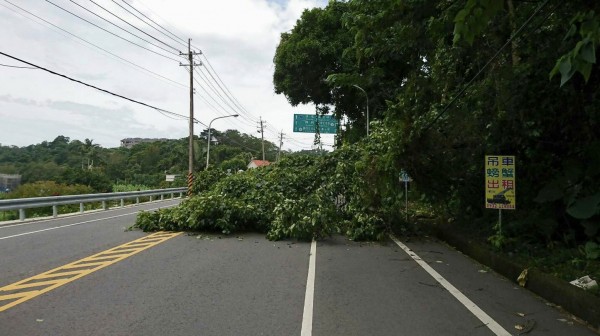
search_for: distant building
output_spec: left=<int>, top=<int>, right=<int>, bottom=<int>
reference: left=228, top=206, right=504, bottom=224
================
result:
left=0, top=174, right=21, bottom=192
left=120, top=138, right=169, bottom=149
left=247, top=160, right=271, bottom=169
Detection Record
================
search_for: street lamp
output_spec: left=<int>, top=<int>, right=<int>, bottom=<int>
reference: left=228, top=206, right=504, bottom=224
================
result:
left=352, top=84, right=369, bottom=136
left=205, top=114, right=239, bottom=170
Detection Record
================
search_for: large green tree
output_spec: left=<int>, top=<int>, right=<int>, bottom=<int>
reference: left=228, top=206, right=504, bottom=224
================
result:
left=273, top=0, right=600, bottom=250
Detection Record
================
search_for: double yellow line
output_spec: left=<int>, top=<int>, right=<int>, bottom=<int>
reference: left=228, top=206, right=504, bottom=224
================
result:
left=0, top=231, right=181, bottom=312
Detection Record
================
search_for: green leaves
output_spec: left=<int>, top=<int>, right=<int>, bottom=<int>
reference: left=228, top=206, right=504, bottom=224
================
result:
left=550, top=11, right=599, bottom=86
left=584, top=241, right=600, bottom=260
left=567, top=193, right=600, bottom=220
left=534, top=181, right=564, bottom=203
left=453, top=0, right=504, bottom=45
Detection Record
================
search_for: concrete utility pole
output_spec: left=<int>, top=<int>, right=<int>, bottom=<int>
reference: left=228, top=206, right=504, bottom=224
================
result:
left=277, top=130, right=284, bottom=162
left=258, top=117, right=265, bottom=161
left=180, top=39, right=201, bottom=195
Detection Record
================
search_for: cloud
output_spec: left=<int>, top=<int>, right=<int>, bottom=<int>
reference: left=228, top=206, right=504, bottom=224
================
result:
left=0, top=0, right=329, bottom=150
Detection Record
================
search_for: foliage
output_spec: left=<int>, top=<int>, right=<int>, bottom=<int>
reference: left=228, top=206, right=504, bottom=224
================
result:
left=550, top=10, right=600, bottom=85
left=112, top=184, right=152, bottom=192
left=271, top=0, right=600, bottom=251
left=0, top=131, right=277, bottom=190
left=6, top=181, right=93, bottom=199
left=135, top=148, right=406, bottom=241
left=3, top=181, right=93, bottom=219
left=60, top=168, right=112, bottom=193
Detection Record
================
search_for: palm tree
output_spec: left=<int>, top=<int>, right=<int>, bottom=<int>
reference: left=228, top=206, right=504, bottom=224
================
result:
left=81, top=139, right=100, bottom=170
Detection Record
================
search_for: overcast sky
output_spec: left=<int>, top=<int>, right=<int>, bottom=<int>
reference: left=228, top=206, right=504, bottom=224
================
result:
left=0, top=0, right=332, bottom=150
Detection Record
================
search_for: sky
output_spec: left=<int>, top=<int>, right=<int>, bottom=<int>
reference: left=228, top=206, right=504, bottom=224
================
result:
left=0, top=0, right=332, bottom=151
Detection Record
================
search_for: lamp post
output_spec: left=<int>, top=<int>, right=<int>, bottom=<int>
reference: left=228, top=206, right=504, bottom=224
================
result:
left=205, top=114, right=239, bottom=170
left=352, top=84, right=369, bottom=136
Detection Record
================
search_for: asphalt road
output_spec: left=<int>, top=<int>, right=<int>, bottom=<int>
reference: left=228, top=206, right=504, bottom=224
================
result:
left=0, top=204, right=597, bottom=336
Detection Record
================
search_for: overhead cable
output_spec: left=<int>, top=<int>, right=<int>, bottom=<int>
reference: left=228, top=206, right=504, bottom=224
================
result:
left=0, top=63, right=37, bottom=69
left=1, top=1, right=186, bottom=89
left=43, top=0, right=181, bottom=62
left=87, top=0, right=183, bottom=53
left=120, top=0, right=188, bottom=46
left=116, top=0, right=188, bottom=49
left=66, top=0, right=179, bottom=57
left=0, top=51, right=206, bottom=126
left=423, top=0, right=550, bottom=132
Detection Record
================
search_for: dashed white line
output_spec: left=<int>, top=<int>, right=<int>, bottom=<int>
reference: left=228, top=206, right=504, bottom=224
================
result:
left=301, top=240, right=317, bottom=336
left=390, top=234, right=511, bottom=336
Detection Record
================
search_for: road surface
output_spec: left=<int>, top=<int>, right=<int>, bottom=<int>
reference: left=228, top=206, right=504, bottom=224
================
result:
left=0, top=201, right=596, bottom=335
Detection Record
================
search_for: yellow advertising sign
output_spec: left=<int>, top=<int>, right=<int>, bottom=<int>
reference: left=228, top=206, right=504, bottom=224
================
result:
left=485, top=155, right=516, bottom=209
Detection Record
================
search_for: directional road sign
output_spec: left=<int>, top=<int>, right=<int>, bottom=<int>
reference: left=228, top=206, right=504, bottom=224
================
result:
left=293, top=114, right=338, bottom=134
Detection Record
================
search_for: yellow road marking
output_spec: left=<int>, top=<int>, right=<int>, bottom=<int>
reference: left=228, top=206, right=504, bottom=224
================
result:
left=0, top=231, right=181, bottom=312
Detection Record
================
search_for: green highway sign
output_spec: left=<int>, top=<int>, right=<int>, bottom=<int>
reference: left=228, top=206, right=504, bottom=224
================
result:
left=293, top=114, right=339, bottom=134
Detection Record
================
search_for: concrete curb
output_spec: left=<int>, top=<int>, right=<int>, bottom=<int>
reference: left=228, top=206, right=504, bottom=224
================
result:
left=422, top=221, right=600, bottom=332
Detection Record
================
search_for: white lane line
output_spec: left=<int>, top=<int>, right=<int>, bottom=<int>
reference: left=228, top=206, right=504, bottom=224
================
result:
left=0, top=199, right=181, bottom=229
left=0, top=205, right=175, bottom=241
left=301, top=240, right=317, bottom=336
left=390, top=235, right=511, bottom=336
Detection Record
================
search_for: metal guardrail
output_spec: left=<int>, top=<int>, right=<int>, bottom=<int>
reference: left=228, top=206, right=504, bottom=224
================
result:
left=0, top=187, right=186, bottom=221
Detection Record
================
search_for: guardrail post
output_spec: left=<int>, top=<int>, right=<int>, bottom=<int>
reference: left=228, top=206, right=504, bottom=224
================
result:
left=53, top=205, right=58, bottom=218
left=80, top=203, right=84, bottom=213
left=102, top=201, right=107, bottom=210
left=179, top=192, right=183, bottom=198
left=171, top=193, right=174, bottom=199
left=150, top=196, right=153, bottom=202
left=161, top=194, right=164, bottom=201
left=19, top=209, right=25, bottom=221
left=121, top=199, right=124, bottom=207
left=136, top=197, right=140, bottom=205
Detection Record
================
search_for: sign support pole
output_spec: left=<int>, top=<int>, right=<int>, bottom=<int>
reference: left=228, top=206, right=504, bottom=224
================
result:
left=498, top=209, right=502, bottom=235
left=405, top=180, right=408, bottom=222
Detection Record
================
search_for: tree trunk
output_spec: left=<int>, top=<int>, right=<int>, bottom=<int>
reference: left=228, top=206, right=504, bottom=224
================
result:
left=507, top=0, right=520, bottom=66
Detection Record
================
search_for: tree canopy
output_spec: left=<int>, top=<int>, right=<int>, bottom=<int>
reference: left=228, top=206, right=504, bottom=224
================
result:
left=273, top=0, right=600, bottom=251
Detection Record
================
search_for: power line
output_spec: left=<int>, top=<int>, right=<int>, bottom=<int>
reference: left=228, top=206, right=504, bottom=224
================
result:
left=116, top=1, right=266, bottom=132
left=121, top=0, right=188, bottom=46
left=0, top=63, right=37, bottom=69
left=87, top=0, right=183, bottom=53
left=116, top=0, right=188, bottom=49
left=200, top=53, right=260, bottom=122
left=65, top=0, right=179, bottom=57
left=194, top=68, right=257, bottom=125
left=109, top=0, right=268, bottom=136
left=43, top=0, right=181, bottom=62
left=2, top=1, right=186, bottom=89
left=192, top=73, right=257, bottom=128
left=0, top=51, right=205, bottom=126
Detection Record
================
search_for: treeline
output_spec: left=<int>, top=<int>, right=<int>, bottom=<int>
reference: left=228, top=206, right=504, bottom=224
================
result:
left=0, top=129, right=282, bottom=194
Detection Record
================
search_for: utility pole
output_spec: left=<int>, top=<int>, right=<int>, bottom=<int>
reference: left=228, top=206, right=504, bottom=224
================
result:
left=180, top=39, right=201, bottom=196
left=277, top=130, right=284, bottom=162
left=258, top=117, right=265, bottom=161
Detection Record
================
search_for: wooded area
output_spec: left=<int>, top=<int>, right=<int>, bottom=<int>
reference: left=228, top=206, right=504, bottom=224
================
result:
left=272, top=0, right=599, bottom=256
left=0, top=129, right=280, bottom=195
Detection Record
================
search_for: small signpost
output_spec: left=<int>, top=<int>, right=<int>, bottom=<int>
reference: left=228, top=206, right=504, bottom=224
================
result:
left=485, top=155, right=516, bottom=235
left=293, top=114, right=338, bottom=134
left=400, top=170, right=412, bottom=222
